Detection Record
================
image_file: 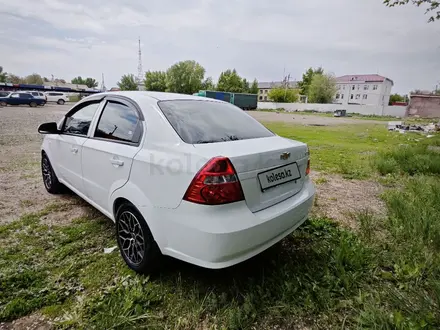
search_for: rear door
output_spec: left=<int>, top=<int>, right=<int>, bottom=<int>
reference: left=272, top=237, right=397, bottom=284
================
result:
left=81, top=97, right=144, bottom=212
left=19, top=93, right=32, bottom=105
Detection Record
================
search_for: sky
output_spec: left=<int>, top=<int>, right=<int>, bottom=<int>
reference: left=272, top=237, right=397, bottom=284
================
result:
left=0, top=0, right=439, bottom=93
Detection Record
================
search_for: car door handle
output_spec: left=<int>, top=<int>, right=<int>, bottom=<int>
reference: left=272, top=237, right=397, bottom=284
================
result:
left=71, top=147, right=78, bottom=154
left=110, top=158, right=124, bottom=167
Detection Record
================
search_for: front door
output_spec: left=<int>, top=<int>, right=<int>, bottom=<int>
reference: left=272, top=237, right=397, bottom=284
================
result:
left=8, top=93, right=20, bottom=105
left=50, top=100, right=102, bottom=193
left=81, top=98, right=143, bottom=212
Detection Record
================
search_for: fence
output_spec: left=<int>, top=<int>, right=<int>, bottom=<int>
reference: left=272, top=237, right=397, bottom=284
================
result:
left=257, top=102, right=407, bottom=117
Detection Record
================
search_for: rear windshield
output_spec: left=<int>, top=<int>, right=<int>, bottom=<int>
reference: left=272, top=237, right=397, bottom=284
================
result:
left=158, top=100, right=274, bottom=144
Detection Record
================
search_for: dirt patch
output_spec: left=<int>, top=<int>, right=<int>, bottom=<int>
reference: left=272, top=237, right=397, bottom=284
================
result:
left=0, top=104, right=93, bottom=225
left=0, top=313, right=52, bottom=330
left=310, top=172, right=386, bottom=228
left=247, top=111, right=385, bottom=126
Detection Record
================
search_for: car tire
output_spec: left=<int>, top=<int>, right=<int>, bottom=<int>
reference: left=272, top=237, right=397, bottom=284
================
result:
left=116, top=203, right=162, bottom=274
left=0, top=101, right=6, bottom=107
left=30, top=102, right=37, bottom=107
left=57, top=99, right=65, bottom=105
left=41, top=153, right=64, bottom=194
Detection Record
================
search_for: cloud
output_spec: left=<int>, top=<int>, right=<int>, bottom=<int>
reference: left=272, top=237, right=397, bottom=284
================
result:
left=0, top=0, right=439, bottom=92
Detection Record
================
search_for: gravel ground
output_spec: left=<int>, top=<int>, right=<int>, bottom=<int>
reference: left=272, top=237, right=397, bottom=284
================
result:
left=0, top=103, right=92, bottom=225
left=247, top=111, right=384, bottom=125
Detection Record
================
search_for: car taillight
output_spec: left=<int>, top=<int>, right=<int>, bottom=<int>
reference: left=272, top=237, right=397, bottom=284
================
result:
left=183, top=157, right=244, bottom=205
left=306, top=159, right=310, bottom=176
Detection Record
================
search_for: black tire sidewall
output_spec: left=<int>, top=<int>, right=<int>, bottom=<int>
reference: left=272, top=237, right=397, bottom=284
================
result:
left=41, top=154, right=62, bottom=194
left=115, top=203, right=160, bottom=274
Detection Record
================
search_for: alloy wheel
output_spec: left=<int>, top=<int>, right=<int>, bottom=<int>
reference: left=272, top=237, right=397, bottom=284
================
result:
left=42, top=157, right=52, bottom=189
left=118, top=211, right=146, bottom=265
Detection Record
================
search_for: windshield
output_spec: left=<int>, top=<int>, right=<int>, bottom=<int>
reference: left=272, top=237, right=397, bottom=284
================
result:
left=158, top=100, right=274, bottom=144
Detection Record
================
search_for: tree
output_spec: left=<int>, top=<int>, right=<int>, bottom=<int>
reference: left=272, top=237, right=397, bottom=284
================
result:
left=166, top=60, right=205, bottom=94
left=71, top=76, right=85, bottom=85
left=7, top=74, right=24, bottom=84
left=268, top=87, right=299, bottom=102
left=0, top=66, right=7, bottom=83
left=308, top=73, right=337, bottom=104
left=250, top=79, right=259, bottom=94
left=55, top=78, right=66, bottom=84
left=384, top=0, right=439, bottom=22
left=217, top=69, right=245, bottom=93
left=297, top=67, right=324, bottom=97
left=144, top=71, right=167, bottom=92
left=84, top=78, right=98, bottom=88
left=117, top=74, right=138, bottom=91
left=25, top=73, right=44, bottom=85
left=242, top=78, right=250, bottom=93
left=389, top=93, right=405, bottom=105
left=201, top=77, right=215, bottom=91
left=72, top=77, right=97, bottom=88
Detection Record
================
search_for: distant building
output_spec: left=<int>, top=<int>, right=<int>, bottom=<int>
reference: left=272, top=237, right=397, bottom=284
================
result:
left=406, top=94, right=440, bottom=118
left=43, top=81, right=89, bottom=90
left=257, top=81, right=298, bottom=101
left=334, top=74, right=393, bottom=106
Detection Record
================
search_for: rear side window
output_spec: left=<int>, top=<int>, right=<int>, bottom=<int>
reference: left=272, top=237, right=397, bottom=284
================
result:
left=158, top=100, right=274, bottom=144
left=20, top=94, right=31, bottom=99
left=0, top=92, right=9, bottom=97
left=48, top=92, right=62, bottom=96
left=94, top=101, right=141, bottom=143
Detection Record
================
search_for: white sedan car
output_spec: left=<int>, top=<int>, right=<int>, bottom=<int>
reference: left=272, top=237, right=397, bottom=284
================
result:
left=38, top=92, right=315, bottom=273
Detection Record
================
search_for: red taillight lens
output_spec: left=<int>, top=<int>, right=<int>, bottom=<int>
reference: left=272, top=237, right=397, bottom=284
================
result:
left=306, top=159, right=310, bottom=176
left=183, top=157, right=244, bottom=205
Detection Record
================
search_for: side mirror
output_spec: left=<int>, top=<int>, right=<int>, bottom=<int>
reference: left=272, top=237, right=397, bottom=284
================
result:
left=38, top=122, right=59, bottom=134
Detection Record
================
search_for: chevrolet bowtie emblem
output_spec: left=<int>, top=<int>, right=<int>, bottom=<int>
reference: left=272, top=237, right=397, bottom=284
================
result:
left=280, top=152, right=291, bottom=160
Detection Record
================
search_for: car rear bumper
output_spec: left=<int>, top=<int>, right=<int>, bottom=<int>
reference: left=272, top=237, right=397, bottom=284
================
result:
left=154, top=177, right=315, bottom=269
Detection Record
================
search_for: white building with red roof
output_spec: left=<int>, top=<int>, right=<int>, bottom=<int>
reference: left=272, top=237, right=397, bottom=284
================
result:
left=334, top=74, right=393, bottom=106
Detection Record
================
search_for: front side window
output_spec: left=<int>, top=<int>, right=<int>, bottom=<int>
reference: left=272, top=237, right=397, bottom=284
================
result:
left=158, top=100, right=274, bottom=144
left=20, top=94, right=31, bottom=99
left=94, top=101, right=141, bottom=143
left=62, top=102, right=100, bottom=136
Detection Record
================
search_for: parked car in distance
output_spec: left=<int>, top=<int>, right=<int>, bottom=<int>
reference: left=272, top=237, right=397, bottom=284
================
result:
left=23, top=91, right=47, bottom=104
left=0, top=92, right=45, bottom=107
left=44, top=92, right=69, bottom=105
left=38, top=91, right=315, bottom=273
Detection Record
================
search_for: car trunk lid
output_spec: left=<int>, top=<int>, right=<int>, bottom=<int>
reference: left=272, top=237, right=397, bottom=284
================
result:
left=193, top=136, right=309, bottom=212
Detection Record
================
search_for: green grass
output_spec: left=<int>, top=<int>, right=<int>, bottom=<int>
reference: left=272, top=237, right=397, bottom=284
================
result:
left=264, top=121, right=426, bottom=179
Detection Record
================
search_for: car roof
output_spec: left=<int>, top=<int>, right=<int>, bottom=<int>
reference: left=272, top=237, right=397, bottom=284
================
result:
left=85, top=91, right=220, bottom=104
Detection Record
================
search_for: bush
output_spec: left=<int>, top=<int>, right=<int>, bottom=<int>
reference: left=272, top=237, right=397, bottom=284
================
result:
left=268, top=88, right=299, bottom=102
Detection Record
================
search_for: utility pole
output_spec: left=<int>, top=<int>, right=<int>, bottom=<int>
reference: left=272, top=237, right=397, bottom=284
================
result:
left=284, top=73, right=290, bottom=102
left=137, top=37, right=145, bottom=91
left=100, top=73, right=106, bottom=92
